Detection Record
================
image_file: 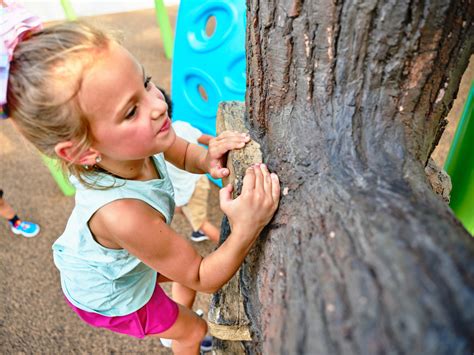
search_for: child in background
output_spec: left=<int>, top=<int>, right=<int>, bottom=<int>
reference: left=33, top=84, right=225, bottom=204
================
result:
left=0, top=189, right=40, bottom=238
left=4, top=12, right=279, bottom=355
left=0, top=2, right=41, bottom=239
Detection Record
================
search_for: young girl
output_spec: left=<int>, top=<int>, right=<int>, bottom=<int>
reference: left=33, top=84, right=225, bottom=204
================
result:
left=3, top=13, right=280, bottom=355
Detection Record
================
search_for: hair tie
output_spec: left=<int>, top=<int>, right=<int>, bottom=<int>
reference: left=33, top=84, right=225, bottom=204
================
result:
left=1, top=1, right=43, bottom=118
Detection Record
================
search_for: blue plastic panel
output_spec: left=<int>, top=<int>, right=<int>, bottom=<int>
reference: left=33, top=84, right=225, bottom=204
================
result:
left=171, top=0, right=246, bottom=137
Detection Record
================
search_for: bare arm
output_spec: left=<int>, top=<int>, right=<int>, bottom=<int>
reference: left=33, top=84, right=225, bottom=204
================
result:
left=94, top=164, right=280, bottom=293
left=197, top=134, right=213, bottom=146
left=164, top=135, right=207, bottom=173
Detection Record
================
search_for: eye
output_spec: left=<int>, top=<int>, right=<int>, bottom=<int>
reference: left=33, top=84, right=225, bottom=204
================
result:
left=125, top=105, right=137, bottom=119
left=144, top=76, right=152, bottom=89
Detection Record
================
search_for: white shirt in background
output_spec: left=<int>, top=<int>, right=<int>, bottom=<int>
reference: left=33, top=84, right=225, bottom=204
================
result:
left=165, top=121, right=203, bottom=207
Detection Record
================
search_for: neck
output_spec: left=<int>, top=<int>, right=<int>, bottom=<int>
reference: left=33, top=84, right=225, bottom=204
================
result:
left=95, top=157, right=157, bottom=181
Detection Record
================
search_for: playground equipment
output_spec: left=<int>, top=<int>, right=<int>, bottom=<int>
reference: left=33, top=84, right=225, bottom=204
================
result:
left=41, top=155, right=75, bottom=196
left=171, top=0, right=246, bottom=186
left=59, top=0, right=77, bottom=20
left=59, top=0, right=173, bottom=59
left=170, top=0, right=246, bottom=137
left=445, top=82, right=474, bottom=235
left=153, top=0, right=174, bottom=59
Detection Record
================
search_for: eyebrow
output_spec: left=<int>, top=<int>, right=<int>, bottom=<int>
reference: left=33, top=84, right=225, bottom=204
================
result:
left=115, top=64, right=146, bottom=120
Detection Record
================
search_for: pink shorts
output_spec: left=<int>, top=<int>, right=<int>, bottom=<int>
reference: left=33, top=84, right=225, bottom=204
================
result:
left=65, top=282, right=179, bottom=339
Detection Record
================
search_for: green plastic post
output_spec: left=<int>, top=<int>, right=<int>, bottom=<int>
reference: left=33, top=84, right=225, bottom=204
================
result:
left=60, top=0, right=77, bottom=21
left=444, top=82, right=474, bottom=235
left=36, top=0, right=76, bottom=196
left=41, top=154, right=75, bottom=196
left=154, top=0, right=174, bottom=59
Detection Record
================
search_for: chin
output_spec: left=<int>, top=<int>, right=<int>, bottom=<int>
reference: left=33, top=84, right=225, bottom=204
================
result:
left=154, top=129, right=176, bottom=154
left=166, top=128, right=177, bottom=146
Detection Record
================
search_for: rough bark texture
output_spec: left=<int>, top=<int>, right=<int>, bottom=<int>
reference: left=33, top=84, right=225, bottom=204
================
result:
left=208, top=102, right=260, bottom=345
left=213, top=1, right=474, bottom=354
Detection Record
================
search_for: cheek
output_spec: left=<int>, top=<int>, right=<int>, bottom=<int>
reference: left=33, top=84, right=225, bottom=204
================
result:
left=106, top=127, right=145, bottom=151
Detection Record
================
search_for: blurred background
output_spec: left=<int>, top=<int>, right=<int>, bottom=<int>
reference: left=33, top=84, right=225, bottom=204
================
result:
left=23, top=0, right=179, bottom=22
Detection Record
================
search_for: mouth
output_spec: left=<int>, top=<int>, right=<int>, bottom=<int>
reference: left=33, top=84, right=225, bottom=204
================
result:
left=158, top=117, right=171, bottom=133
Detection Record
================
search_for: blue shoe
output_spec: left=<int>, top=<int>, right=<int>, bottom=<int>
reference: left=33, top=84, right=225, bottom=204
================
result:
left=190, top=230, right=209, bottom=242
left=195, top=309, right=212, bottom=352
left=200, top=335, right=213, bottom=352
left=10, top=220, right=40, bottom=238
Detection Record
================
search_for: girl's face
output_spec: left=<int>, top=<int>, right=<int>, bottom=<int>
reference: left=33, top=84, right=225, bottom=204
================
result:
left=78, top=42, right=175, bottom=162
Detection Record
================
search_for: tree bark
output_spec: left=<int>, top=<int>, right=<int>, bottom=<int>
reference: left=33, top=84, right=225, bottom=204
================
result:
left=221, top=1, right=474, bottom=354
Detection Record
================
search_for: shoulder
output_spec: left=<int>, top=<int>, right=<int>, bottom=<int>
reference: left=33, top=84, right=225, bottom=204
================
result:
left=91, top=198, right=166, bottom=244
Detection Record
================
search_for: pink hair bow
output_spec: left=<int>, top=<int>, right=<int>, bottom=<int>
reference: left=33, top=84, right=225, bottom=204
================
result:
left=1, top=1, right=43, bottom=114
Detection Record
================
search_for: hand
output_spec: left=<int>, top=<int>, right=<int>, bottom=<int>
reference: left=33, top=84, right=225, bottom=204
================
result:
left=219, top=164, right=280, bottom=237
left=197, top=134, right=213, bottom=146
left=205, top=131, right=250, bottom=179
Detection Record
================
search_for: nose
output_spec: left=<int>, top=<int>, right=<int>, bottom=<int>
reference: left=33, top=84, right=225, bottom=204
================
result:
left=150, top=96, right=168, bottom=120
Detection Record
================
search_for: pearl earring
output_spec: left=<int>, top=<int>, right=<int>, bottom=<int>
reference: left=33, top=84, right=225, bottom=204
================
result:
left=95, top=155, right=102, bottom=164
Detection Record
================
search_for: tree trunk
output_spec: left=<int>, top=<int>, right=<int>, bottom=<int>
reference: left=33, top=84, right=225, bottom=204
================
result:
left=216, top=1, right=474, bottom=354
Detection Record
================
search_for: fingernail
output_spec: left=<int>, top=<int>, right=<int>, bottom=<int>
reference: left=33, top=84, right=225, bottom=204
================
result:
left=271, top=173, right=278, bottom=180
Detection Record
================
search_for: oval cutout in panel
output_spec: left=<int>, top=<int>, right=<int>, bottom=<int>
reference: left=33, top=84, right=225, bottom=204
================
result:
left=182, top=69, right=221, bottom=117
left=205, top=15, right=217, bottom=38
left=186, top=2, right=237, bottom=52
left=198, top=84, right=209, bottom=102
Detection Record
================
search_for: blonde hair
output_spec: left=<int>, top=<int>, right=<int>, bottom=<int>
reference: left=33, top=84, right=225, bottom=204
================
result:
left=7, top=21, right=114, bottom=187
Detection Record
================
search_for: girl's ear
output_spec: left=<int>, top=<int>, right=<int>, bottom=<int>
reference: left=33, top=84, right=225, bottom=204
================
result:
left=54, top=141, right=100, bottom=166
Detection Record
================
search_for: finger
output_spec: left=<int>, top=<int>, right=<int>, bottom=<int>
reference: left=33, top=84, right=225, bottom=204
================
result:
left=216, top=131, right=250, bottom=142
left=260, top=164, right=272, bottom=194
left=211, top=140, right=245, bottom=155
left=241, top=166, right=256, bottom=194
left=219, top=183, right=234, bottom=206
left=209, top=166, right=229, bottom=179
left=217, top=136, right=249, bottom=146
left=216, top=130, right=238, bottom=140
left=217, top=167, right=230, bottom=178
left=197, top=134, right=212, bottom=146
left=211, top=140, right=247, bottom=158
left=253, top=163, right=264, bottom=191
left=271, top=173, right=281, bottom=204
left=211, top=136, right=249, bottom=152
